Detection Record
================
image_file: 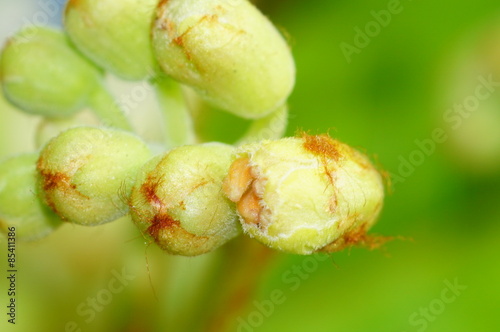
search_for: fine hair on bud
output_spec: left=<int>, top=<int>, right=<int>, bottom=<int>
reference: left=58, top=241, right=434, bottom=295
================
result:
left=224, top=134, right=385, bottom=255
left=130, top=143, right=241, bottom=256
left=0, top=27, right=102, bottom=118
left=64, top=0, right=160, bottom=80
left=37, top=127, right=152, bottom=226
left=152, top=0, right=295, bottom=119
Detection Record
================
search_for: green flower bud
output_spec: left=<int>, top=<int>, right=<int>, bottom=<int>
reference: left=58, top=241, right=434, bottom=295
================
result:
left=152, top=0, right=295, bottom=119
left=37, top=127, right=152, bottom=226
left=64, top=0, right=159, bottom=80
left=0, top=154, right=62, bottom=241
left=1, top=27, right=101, bottom=118
left=130, top=143, right=241, bottom=256
left=224, top=134, right=385, bottom=255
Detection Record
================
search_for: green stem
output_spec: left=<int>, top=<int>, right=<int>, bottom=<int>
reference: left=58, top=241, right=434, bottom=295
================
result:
left=236, top=104, right=288, bottom=145
left=199, top=238, right=277, bottom=332
left=162, top=252, right=223, bottom=332
left=88, top=85, right=133, bottom=131
left=152, top=76, right=196, bottom=148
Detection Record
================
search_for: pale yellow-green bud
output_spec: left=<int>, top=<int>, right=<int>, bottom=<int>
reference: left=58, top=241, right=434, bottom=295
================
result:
left=224, top=134, right=385, bottom=255
left=0, top=154, right=62, bottom=241
left=64, top=0, right=160, bottom=80
left=130, top=143, right=241, bottom=256
left=152, top=0, right=295, bottom=119
left=0, top=27, right=101, bottom=118
left=37, top=127, right=152, bottom=226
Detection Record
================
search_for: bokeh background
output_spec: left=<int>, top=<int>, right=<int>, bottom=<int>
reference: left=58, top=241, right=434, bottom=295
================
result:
left=1, top=0, right=500, bottom=331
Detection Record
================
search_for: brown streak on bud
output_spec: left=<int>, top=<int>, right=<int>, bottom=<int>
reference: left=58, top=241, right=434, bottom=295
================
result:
left=140, top=174, right=163, bottom=211
left=139, top=171, right=212, bottom=254
left=190, top=180, right=209, bottom=193
left=37, top=171, right=68, bottom=220
left=320, top=224, right=394, bottom=253
left=302, top=133, right=341, bottom=161
left=148, top=212, right=211, bottom=255
left=300, top=134, right=343, bottom=214
left=37, top=157, right=89, bottom=220
left=147, top=213, right=180, bottom=239
left=172, top=24, right=195, bottom=61
left=158, top=0, right=170, bottom=8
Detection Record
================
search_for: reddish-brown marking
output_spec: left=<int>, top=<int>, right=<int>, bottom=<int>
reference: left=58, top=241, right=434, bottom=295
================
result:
left=155, top=0, right=173, bottom=32
left=138, top=172, right=211, bottom=253
left=302, top=133, right=341, bottom=161
left=140, top=174, right=164, bottom=210
left=190, top=180, right=209, bottom=193
left=172, top=14, right=227, bottom=62
left=301, top=134, right=341, bottom=210
left=158, top=0, right=170, bottom=8
left=37, top=169, right=70, bottom=219
left=172, top=21, right=198, bottom=61
left=40, top=171, right=73, bottom=192
left=147, top=213, right=180, bottom=240
left=37, top=157, right=90, bottom=220
left=320, top=224, right=395, bottom=253
left=146, top=211, right=212, bottom=256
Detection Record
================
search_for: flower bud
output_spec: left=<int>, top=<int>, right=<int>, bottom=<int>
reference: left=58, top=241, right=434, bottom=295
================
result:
left=0, top=27, right=102, bottom=118
left=64, top=0, right=159, bottom=80
left=37, top=127, right=152, bottom=226
left=224, top=134, right=385, bottom=255
left=152, top=0, right=295, bottom=119
left=0, top=154, right=62, bottom=241
left=130, top=143, right=241, bottom=256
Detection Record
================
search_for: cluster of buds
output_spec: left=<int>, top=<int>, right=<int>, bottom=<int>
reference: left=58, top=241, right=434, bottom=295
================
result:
left=0, top=0, right=385, bottom=255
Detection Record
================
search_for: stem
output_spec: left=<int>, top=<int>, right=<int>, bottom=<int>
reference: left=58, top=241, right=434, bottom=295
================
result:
left=162, top=252, right=223, bottom=332
left=87, top=85, right=133, bottom=131
left=236, top=104, right=288, bottom=145
left=202, top=238, right=277, bottom=332
left=152, top=76, right=196, bottom=148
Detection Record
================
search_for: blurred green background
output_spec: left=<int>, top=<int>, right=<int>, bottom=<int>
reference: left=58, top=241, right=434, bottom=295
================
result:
left=1, top=0, right=500, bottom=331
